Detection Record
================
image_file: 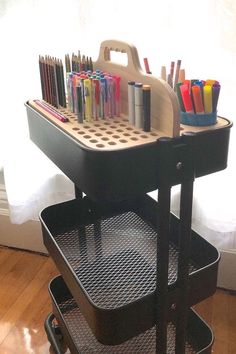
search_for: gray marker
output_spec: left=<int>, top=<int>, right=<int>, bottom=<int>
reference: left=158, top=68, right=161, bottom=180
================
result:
left=134, top=83, right=143, bottom=129
left=128, top=81, right=135, bottom=125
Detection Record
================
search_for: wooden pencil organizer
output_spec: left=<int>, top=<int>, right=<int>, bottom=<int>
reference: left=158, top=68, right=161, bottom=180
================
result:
left=29, top=39, right=182, bottom=151
left=26, top=39, right=232, bottom=202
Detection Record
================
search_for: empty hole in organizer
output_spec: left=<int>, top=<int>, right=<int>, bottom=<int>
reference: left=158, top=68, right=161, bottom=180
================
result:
left=99, top=127, right=107, bottom=131
left=77, top=131, right=85, bottom=135
left=112, top=135, right=120, bottom=139
left=140, top=135, right=148, bottom=138
left=72, top=127, right=80, bottom=131
left=106, top=131, right=113, bottom=135
left=108, top=141, right=116, bottom=145
left=84, top=135, right=91, bottom=139
left=88, top=129, right=96, bottom=133
left=134, top=131, right=141, bottom=134
left=131, top=137, right=138, bottom=141
left=123, top=133, right=131, bottom=137
left=119, top=139, right=128, bottom=143
left=150, top=132, right=158, bottom=136
left=95, top=132, right=102, bottom=136
left=119, top=124, right=126, bottom=127
left=101, top=137, right=109, bottom=141
left=89, top=139, right=98, bottom=143
left=104, top=121, right=111, bottom=125
left=94, top=123, right=100, bottom=127
left=113, top=120, right=120, bottom=123
left=110, top=125, right=116, bottom=129
left=126, top=127, right=133, bottom=131
left=96, top=144, right=105, bottom=148
left=116, top=129, right=124, bottom=132
left=83, top=125, right=90, bottom=129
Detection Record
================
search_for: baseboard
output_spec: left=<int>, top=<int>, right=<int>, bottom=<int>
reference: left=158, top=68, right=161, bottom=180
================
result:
left=217, top=249, right=236, bottom=291
left=0, top=213, right=48, bottom=254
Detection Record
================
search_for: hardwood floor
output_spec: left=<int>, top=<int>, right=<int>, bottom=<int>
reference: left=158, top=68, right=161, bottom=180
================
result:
left=0, top=247, right=235, bottom=354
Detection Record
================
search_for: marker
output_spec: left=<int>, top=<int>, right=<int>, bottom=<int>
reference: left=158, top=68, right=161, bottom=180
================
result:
left=76, top=85, right=83, bottom=123
left=128, top=81, right=135, bottom=125
left=203, top=85, right=212, bottom=113
left=134, top=83, right=143, bottom=129
left=175, top=83, right=185, bottom=112
left=100, top=78, right=106, bottom=119
left=114, top=75, right=121, bottom=116
left=143, top=85, right=151, bottom=132
left=192, top=85, right=204, bottom=114
left=180, top=84, right=194, bottom=113
left=212, top=84, right=221, bottom=112
left=84, top=79, right=92, bottom=121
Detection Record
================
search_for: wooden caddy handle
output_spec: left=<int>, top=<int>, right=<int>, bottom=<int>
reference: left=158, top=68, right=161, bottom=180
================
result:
left=95, top=40, right=180, bottom=138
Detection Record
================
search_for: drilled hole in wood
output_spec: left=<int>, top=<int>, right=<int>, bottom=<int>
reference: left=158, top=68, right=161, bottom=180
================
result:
left=108, top=141, right=116, bottom=145
left=112, top=135, right=120, bottom=139
left=99, top=127, right=107, bottom=131
left=119, top=139, right=127, bottom=143
left=88, top=129, right=96, bottom=133
left=72, top=127, right=80, bottom=131
left=84, top=135, right=91, bottom=139
left=140, top=135, right=148, bottom=138
left=77, top=131, right=85, bottom=134
left=96, top=144, right=105, bottom=148
left=116, top=129, right=123, bottom=132
left=89, top=139, right=98, bottom=143
left=106, top=131, right=113, bottom=135
left=95, top=133, right=102, bottom=136
left=123, top=133, right=131, bottom=136
left=83, top=125, right=90, bottom=129
left=131, top=137, right=138, bottom=141
left=101, top=137, right=109, bottom=141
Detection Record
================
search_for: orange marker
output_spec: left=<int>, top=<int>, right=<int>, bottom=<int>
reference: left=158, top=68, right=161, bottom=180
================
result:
left=192, top=85, right=204, bottom=114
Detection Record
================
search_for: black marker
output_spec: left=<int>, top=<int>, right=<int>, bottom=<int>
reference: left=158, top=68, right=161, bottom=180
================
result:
left=143, top=85, right=151, bottom=132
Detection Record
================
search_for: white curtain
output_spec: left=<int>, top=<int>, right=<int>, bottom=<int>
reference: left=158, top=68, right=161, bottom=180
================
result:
left=0, top=0, right=236, bottom=226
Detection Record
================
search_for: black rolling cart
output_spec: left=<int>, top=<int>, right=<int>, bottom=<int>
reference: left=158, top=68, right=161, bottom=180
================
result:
left=26, top=40, right=232, bottom=353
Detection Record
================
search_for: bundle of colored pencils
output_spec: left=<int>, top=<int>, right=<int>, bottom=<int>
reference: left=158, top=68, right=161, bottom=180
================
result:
left=39, top=56, right=66, bottom=108
left=175, top=79, right=220, bottom=114
left=66, top=69, right=121, bottom=123
left=161, top=60, right=185, bottom=89
left=65, top=52, right=93, bottom=74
